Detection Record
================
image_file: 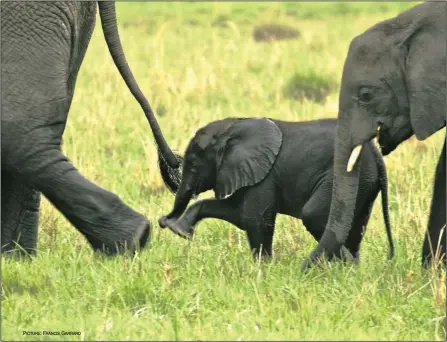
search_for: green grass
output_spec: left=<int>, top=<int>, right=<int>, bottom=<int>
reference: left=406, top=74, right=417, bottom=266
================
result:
left=2, top=2, right=445, bottom=341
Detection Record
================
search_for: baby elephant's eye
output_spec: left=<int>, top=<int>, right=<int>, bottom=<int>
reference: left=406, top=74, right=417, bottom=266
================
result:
left=358, top=87, right=373, bottom=103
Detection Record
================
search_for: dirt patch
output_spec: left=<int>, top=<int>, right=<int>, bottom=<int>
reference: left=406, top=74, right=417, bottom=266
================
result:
left=283, top=72, right=336, bottom=103
left=253, top=24, right=300, bottom=43
left=407, top=136, right=428, bottom=153
left=415, top=142, right=428, bottom=153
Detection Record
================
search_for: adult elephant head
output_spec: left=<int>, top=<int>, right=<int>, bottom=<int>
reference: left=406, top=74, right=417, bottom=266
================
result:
left=302, top=1, right=446, bottom=270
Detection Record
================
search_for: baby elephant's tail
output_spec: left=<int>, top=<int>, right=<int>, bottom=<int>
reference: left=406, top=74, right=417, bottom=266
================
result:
left=372, top=144, right=394, bottom=261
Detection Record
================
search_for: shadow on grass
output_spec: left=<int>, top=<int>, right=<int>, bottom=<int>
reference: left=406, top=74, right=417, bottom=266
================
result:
left=1, top=276, right=52, bottom=297
left=139, top=184, right=171, bottom=198
left=121, top=18, right=171, bottom=34
left=212, top=14, right=232, bottom=28
left=253, top=24, right=300, bottom=43
left=283, top=72, right=337, bottom=103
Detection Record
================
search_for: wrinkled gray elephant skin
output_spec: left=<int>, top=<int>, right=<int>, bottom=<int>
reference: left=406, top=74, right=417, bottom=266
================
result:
left=159, top=118, right=394, bottom=263
left=301, top=1, right=446, bottom=271
left=1, top=1, right=182, bottom=258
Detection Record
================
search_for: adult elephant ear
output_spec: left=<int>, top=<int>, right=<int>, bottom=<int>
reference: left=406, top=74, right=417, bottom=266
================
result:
left=397, top=5, right=446, bottom=140
left=214, top=118, right=282, bottom=199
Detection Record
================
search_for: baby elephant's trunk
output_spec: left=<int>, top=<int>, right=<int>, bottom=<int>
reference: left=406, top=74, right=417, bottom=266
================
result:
left=159, top=183, right=194, bottom=228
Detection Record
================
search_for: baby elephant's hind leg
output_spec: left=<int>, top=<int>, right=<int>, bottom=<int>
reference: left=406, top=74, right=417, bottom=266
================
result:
left=244, top=206, right=277, bottom=261
left=301, top=184, right=331, bottom=242
left=240, top=184, right=278, bottom=261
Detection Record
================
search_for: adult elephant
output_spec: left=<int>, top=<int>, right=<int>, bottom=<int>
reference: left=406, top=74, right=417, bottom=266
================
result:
left=302, top=1, right=446, bottom=270
left=1, top=2, right=182, bottom=257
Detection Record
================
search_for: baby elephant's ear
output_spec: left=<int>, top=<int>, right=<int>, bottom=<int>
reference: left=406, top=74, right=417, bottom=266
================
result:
left=214, top=118, right=282, bottom=199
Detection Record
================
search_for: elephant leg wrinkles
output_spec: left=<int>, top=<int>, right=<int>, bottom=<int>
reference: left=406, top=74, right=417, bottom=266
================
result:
left=2, top=41, right=150, bottom=256
left=3, top=113, right=151, bottom=255
left=1, top=171, right=41, bottom=258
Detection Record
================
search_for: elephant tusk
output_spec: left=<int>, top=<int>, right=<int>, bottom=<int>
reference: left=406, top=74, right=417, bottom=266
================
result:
left=223, top=192, right=234, bottom=199
left=347, top=144, right=363, bottom=172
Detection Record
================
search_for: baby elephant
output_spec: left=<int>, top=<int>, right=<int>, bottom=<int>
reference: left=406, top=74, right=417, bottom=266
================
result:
left=159, top=117, right=394, bottom=261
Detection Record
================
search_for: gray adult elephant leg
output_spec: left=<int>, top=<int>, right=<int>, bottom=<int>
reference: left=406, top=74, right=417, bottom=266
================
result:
left=3, top=116, right=151, bottom=256
left=1, top=171, right=41, bottom=258
left=1, top=3, right=150, bottom=256
left=423, top=137, right=446, bottom=267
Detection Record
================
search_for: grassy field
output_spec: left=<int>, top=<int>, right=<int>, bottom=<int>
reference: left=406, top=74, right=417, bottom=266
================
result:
left=2, top=2, right=446, bottom=341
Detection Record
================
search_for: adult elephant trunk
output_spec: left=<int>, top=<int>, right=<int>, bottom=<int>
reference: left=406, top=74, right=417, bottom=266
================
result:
left=97, top=1, right=182, bottom=193
left=302, top=115, right=362, bottom=270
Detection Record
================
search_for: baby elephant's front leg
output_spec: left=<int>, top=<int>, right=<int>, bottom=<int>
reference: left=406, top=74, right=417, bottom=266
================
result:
left=160, top=198, right=243, bottom=240
left=160, top=202, right=202, bottom=240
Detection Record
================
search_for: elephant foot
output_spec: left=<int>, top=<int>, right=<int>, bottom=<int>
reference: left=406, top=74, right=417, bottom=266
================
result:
left=160, top=216, right=194, bottom=240
left=158, top=215, right=170, bottom=229
left=89, top=218, right=151, bottom=256
left=1, top=248, right=36, bottom=261
left=300, top=257, right=314, bottom=273
left=301, top=245, right=358, bottom=272
left=135, top=221, right=152, bottom=252
left=253, top=252, right=273, bottom=263
left=301, top=230, right=344, bottom=272
left=340, top=245, right=357, bottom=263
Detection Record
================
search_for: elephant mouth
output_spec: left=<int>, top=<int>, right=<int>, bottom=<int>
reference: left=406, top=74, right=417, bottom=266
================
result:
left=347, top=124, right=382, bottom=172
left=377, top=126, right=397, bottom=156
